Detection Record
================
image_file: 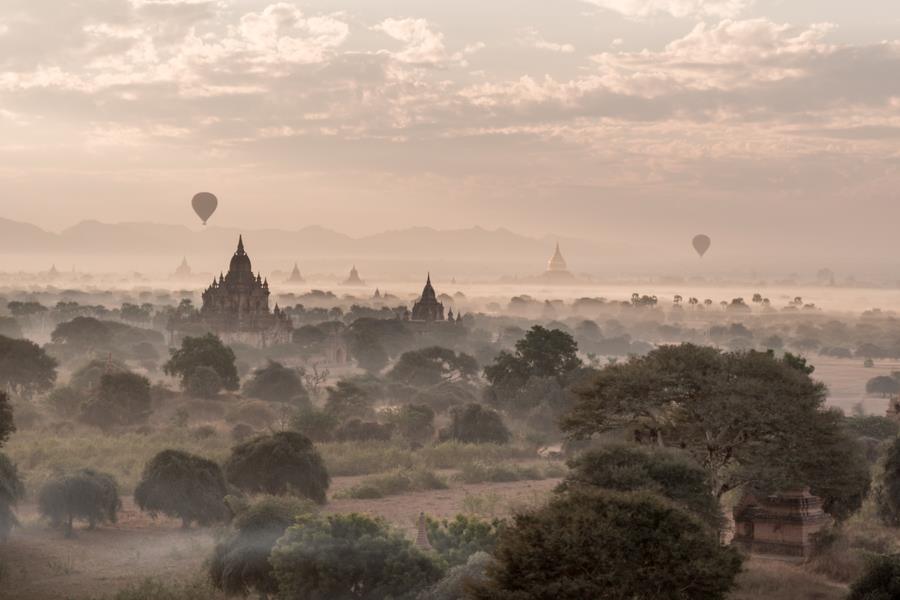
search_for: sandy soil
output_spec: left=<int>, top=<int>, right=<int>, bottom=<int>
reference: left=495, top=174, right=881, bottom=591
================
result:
left=813, top=357, right=900, bottom=414
left=0, top=476, right=560, bottom=600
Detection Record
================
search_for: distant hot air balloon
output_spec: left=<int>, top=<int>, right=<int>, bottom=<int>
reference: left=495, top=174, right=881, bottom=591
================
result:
left=692, top=234, right=711, bottom=258
left=192, top=192, right=218, bottom=225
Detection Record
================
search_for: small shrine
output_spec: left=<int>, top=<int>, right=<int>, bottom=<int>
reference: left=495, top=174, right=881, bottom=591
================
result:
left=732, top=488, right=829, bottom=559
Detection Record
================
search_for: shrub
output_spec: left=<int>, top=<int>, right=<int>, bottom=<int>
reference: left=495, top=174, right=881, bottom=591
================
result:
left=844, top=415, right=900, bottom=441
left=290, top=407, right=339, bottom=443
left=391, top=403, right=436, bottom=445
left=225, top=431, right=330, bottom=503
left=417, top=551, right=493, bottom=600
left=37, top=469, right=121, bottom=537
left=341, top=468, right=447, bottom=500
left=335, top=419, right=394, bottom=442
left=0, top=453, right=24, bottom=541
left=413, top=383, right=476, bottom=413
left=185, top=366, right=223, bottom=399
left=848, top=554, right=900, bottom=600
left=210, top=495, right=316, bottom=598
left=79, top=577, right=221, bottom=600
left=225, top=400, right=277, bottom=429
left=557, top=444, right=723, bottom=528
left=134, top=449, right=230, bottom=528
left=324, top=380, right=375, bottom=422
left=79, top=372, right=152, bottom=430
left=439, top=404, right=511, bottom=445
left=426, top=514, right=505, bottom=567
left=879, top=437, right=900, bottom=527
left=469, top=490, right=742, bottom=600
left=271, top=513, right=444, bottom=599
left=243, top=360, right=308, bottom=404
left=45, top=386, right=86, bottom=418
left=230, top=423, right=255, bottom=443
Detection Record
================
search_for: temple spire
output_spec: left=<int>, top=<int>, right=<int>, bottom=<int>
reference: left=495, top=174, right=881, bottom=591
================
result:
left=236, top=235, right=245, bottom=256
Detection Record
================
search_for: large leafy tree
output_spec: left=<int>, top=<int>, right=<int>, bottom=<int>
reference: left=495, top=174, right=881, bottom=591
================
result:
left=563, top=344, right=867, bottom=509
left=210, top=495, right=315, bottom=599
left=848, top=554, right=900, bottom=600
left=0, top=335, right=57, bottom=399
left=79, top=372, right=152, bottom=430
left=37, top=469, right=121, bottom=537
left=271, top=513, right=443, bottom=600
left=558, top=444, right=723, bottom=528
left=51, top=316, right=112, bottom=350
left=388, top=347, right=479, bottom=388
left=484, top=326, right=581, bottom=410
left=439, top=403, right=511, bottom=445
left=0, top=392, right=14, bottom=447
left=324, top=380, right=375, bottom=422
left=164, top=333, right=239, bottom=391
left=134, top=449, right=230, bottom=529
left=225, top=431, right=330, bottom=503
left=469, top=490, right=742, bottom=600
left=0, top=453, right=24, bottom=541
left=243, top=360, right=308, bottom=404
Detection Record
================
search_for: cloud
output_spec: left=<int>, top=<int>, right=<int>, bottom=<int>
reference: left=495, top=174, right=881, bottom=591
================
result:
left=373, top=18, right=452, bottom=65
left=520, top=28, right=575, bottom=53
left=581, top=0, right=752, bottom=19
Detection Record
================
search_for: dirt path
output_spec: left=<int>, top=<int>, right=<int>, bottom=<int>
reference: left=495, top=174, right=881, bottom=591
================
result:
left=0, top=477, right=560, bottom=600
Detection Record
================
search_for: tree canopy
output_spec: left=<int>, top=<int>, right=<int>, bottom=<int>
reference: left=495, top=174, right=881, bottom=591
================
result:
left=867, top=375, right=900, bottom=397
left=563, top=344, right=867, bottom=510
left=164, top=333, right=239, bottom=391
left=0, top=335, right=57, bottom=399
left=243, top=360, right=308, bottom=404
left=388, top=347, right=479, bottom=388
left=469, top=490, right=742, bottom=600
left=225, top=431, right=330, bottom=503
left=134, top=449, right=230, bottom=529
left=79, top=372, right=152, bottom=430
left=37, top=469, right=121, bottom=537
left=439, top=403, right=511, bottom=445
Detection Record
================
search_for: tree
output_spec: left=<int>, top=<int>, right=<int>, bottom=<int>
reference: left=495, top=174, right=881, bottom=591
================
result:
left=391, top=404, right=436, bottom=445
left=134, top=449, right=230, bottom=529
left=45, top=386, right=87, bottom=418
left=225, top=431, right=330, bottom=503
left=291, top=408, right=339, bottom=443
left=0, top=335, right=57, bottom=399
left=848, top=554, right=900, bottom=600
left=271, top=513, right=443, bottom=600
left=324, top=380, right=374, bottom=422
left=80, top=372, right=152, bottom=430
left=469, top=490, right=742, bottom=600
left=185, top=366, right=223, bottom=399
left=557, top=444, right=722, bottom=528
left=164, top=334, right=239, bottom=391
left=418, top=552, right=493, bottom=600
left=388, top=347, right=480, bottom=387
left=210, top=495, right=315, bottom=600
left=484, top=326, right=581, bottom=410
left=348, top=330, right=390, bottom=374
left=0, top=453, right=24, bottom=541
left=426, top=514, right=505, bottom=567
left=563, top=345, right=862, bottom=505
left=51, top=316, right=111, bottom=349
left=844, top=415, right=900, bottom=441
left=335, top=419, right=394, bottom=442
left=0, top=392, right=14, bottom=448
left=37, top=469, right=121, bottom=537
left=243, top=360, right=308, bottom=404
left=439, top=403, right=511, bottom=445
left=867, top=375, right=900, bottom=397
left=69, top=357, right=129, bottom=393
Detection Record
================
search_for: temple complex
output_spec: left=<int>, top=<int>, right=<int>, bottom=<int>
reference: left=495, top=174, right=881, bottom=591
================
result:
left=194, top=236, right=293, bottom=347
left=732, top=488, right=830, bottom=559
left=541, top=242, right=576, bottom=283
left=406, top=274, right=464, bottom=325
left=174, top=257, right=192, bottom=279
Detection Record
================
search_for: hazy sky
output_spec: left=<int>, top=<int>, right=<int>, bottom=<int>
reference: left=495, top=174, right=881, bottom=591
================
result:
left=0, top=0, right=898, bottom=259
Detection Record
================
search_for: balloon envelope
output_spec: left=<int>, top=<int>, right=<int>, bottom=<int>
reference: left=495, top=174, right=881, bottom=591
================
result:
left=192, top=192, right=218, bottom=225
left=692, top=234, right=711, bottom=257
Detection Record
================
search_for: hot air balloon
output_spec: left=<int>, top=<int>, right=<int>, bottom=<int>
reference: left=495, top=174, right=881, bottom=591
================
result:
left=692, top=234, right=711, bottom=258
left=192, top=192, right=218, bottom=225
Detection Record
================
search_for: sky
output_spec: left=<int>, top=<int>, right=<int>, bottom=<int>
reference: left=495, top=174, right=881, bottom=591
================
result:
left=0, top=0, right=898, bottom=266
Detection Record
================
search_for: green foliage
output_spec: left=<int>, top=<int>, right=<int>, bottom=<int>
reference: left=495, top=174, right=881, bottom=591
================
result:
left=877, top=437, right=900, bottom=528
left=848, top=554, right=900, bottom=600
left=335, top=419, right=394, bottom=442
left=0, top=334, right=57, bottom=399
left=426, top=515, right=504, bottom=567
left=81, top=577, right=221, bottom=600
left=0, top=392, right=13, bottom=448
left=413, top=382, right=477, bottom=414
left=324, top=380, right=375, bottom=422
left=558, top=444, right=723, bottom=528
left=210, top=495, right=316, bottom=598
left=271, top=512, right=444, bottom=600
left=51, top=316, right=111, bottom=349
left=291, top=407, right=339, bottom=443
left=185, top=366, right=223, bottom=399
left=243, top=360, right=308, bottom=403
left=340, top=468, right=448, bottom=500
left=80, top=372, right=152, bottom=430
left=69, top=358, right=130, bottom=393
left=134, top=449, right=229, bottom=528
left=563, top=344, right=861, bottom=506
left=417, top=551, right=493, bottom=600
left=388, top=347, right=479, bottom=387
left=225, top=431, right=330, bottom=503
left=469, top=489, right=742, bottom=600
left=0, top=452, right=24, bottom=540
left=391, top=403, right=436, bottom=445
left=0, top=317, right=22, bottom=339
left=164, top=334, right=239, bottom=391
left=37, top=468, right=121, bottom=536
left=440, top=403, right=511, bottom=445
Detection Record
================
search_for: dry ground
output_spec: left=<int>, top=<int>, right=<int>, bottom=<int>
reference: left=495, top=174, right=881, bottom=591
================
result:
left=814, top=357, right=900, bottom=414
